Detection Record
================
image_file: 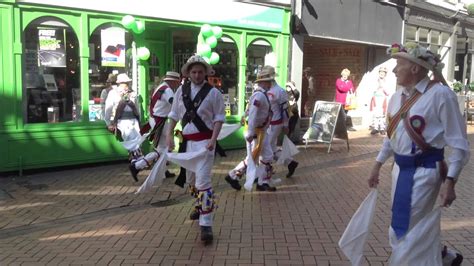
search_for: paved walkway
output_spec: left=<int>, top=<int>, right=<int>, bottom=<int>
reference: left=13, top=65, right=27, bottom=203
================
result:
left=0, top=128, right=473, bottom=265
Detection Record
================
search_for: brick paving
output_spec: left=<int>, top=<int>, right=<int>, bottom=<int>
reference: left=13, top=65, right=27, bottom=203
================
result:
left=0, top=127, right=473, bottom=265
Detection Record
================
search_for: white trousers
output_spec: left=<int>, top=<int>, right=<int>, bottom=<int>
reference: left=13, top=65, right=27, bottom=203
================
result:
left=389, top=163, right=442, bottom=264
left=117, top=119, right=141, bottom=151
left=229, top=131, right=273, bottom=185
left=185, top=139, right=215, bottom=227
left=135, top=122, right=169, bottom=171
left=267, top=123, right=293, bottom=166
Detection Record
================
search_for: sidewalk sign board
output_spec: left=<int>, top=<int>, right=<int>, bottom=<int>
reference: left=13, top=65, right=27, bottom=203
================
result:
left=303, top=101, right=350, bottom=153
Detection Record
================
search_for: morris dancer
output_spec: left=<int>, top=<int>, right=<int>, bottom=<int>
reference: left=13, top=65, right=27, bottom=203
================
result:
left=368, top=43, right=469, bottom=265
left=225, top=69, right=276, bottom=192
left=166, top=55, right=225, bottom=244
left=129, top=71, right=181, bottom=181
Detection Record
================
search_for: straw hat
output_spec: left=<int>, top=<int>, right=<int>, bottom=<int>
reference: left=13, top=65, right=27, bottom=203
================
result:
left=106, top=73, right=117, bottom=83
left=388, top=42, right=446, bottom=85
left=286, top=81, right=296, bottom=91
left=261, top=65, right=278, bottom=77
left=181, top=54, right=212, bottom=76
left=163, top=71, right=180, bottom=81
left=255, top=69, right=275, bottom=82
left=116, top=73, right=132, bottom=84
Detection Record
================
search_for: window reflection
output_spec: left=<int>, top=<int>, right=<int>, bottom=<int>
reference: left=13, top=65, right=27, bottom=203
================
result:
left=88, top=24, right=132, bottom=122
left=211, top=36, right=239, bottom=116
left=246, top=39, right=274, bottom=108
left=23, top=18, right=80, bottom=123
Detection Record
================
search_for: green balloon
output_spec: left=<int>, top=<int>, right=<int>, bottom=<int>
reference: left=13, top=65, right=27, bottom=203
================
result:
left=212, top=26, right=223, bottom=39
left=121, top=15, right=136, bottom=30
left=137, top=47, right=150, bottom=61
left=133, top=20, right=145, bottom=34
left=209, top=52, right=220, bottom=65
left=197, top=44, right=211, bottom=58
left=468, top=3, right=474, bottom=16
left=205, top=36, right=218, bottom=49
left=201, top=24, right=213, bottom=38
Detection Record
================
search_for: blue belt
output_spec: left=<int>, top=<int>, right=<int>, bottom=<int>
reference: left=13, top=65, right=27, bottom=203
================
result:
left=392, top=148, right=444, bottom=239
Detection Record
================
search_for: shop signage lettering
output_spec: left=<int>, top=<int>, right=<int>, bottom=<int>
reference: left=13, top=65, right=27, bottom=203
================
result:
left=318, top=48, right=361, bottom=57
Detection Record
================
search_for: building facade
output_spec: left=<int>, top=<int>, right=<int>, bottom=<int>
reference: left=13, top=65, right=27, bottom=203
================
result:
left=0, top=0, right=291, bottom=172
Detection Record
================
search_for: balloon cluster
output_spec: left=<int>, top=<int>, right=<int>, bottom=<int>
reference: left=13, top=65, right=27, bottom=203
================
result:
left=196, top=24, right=223, bottom=65
left=468, top=3, right=474, bottom=16
left=121, top=15, right=150, bottom=61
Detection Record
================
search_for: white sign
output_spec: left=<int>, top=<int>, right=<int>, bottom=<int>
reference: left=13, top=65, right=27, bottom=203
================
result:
left=101, top=27, right=126, bottom=67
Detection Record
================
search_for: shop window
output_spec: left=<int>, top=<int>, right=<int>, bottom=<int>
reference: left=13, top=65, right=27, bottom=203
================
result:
left=88, top=24, right=132, bottom=122
left=418, top=28, right=429, bottom=44
left=23, top=18, right=80, bottom=124
left=149, top=52, right=160, bottom=84
left=404, top=25, right=417, bottom=42
left=172, top=30, right=196, bottom=72
left=211, top=35, right=239, bottom=116
left=246, top=39, right=275, bottom=101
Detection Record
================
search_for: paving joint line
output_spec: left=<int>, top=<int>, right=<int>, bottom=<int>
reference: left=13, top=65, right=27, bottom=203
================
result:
left=0, top=150, right=378, bottom=239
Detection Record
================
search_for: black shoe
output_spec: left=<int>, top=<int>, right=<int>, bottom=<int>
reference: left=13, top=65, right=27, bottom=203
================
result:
left=200, top=226, right=213, bottom=244
left=129, top=163, right=139, bottom=182
left=370, top=129, right=379, bottom=135
left=442, top=246, right=463, bottom=266
left=347, top=127, right=357, bottom=131
left=225, top=175, right=241, bottom=191
left=189, top=209, right=200, bottom=220
left=256, top=183, right=276, bottom=192
left=452, top=254, right=463, bottom=266
left=287, top=161, right=299, bottom=178
left=165, top=170, right=176, bottom=178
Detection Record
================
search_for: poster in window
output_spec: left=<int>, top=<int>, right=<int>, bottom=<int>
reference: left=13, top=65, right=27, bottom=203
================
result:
left=38, top=28, right=66, bottom=68
left=101, top=27, right=126, bottom=67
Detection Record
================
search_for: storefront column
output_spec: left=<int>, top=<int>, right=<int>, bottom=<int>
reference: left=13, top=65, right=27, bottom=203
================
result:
left=290, top=34, right=303, bottom=111
left=446, top=22, right=459, bottom=82
left=238, top=31, right=247, bottom=115
left=80, top=13, right=89, bottom=122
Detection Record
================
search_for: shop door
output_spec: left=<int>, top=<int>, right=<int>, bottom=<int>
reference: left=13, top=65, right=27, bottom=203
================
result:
left=147, top=41, right=167, bottom=86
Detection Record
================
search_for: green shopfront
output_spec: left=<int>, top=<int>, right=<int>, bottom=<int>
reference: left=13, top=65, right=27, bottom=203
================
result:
left=0, top=0, right=291, bottom=172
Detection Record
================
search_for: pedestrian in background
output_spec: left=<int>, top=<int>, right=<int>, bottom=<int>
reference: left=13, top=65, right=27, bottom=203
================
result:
left=370, top=66, right=390, bottom=135
left=335, top=68, right=357, bottom=131
left=286, top=81, right=300, bottom=143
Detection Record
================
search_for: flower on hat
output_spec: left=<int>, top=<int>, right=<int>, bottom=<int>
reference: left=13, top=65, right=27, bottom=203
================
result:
left=388, top=42, right=448, bottom=85
left=387, top=42, right=444, bottom=72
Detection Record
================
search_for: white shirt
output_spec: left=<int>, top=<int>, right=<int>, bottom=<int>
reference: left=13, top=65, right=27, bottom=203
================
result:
left=247, top=87, right=271, bottom=137
left=168, top=81, right=225, bottom=135
left=267, top=83, right=289, bottom=126
left=376, top=77, right=470, bottom=179
left=151, top=82, right=174, bottom=117
left=104, top=88, right=122, bottom=126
